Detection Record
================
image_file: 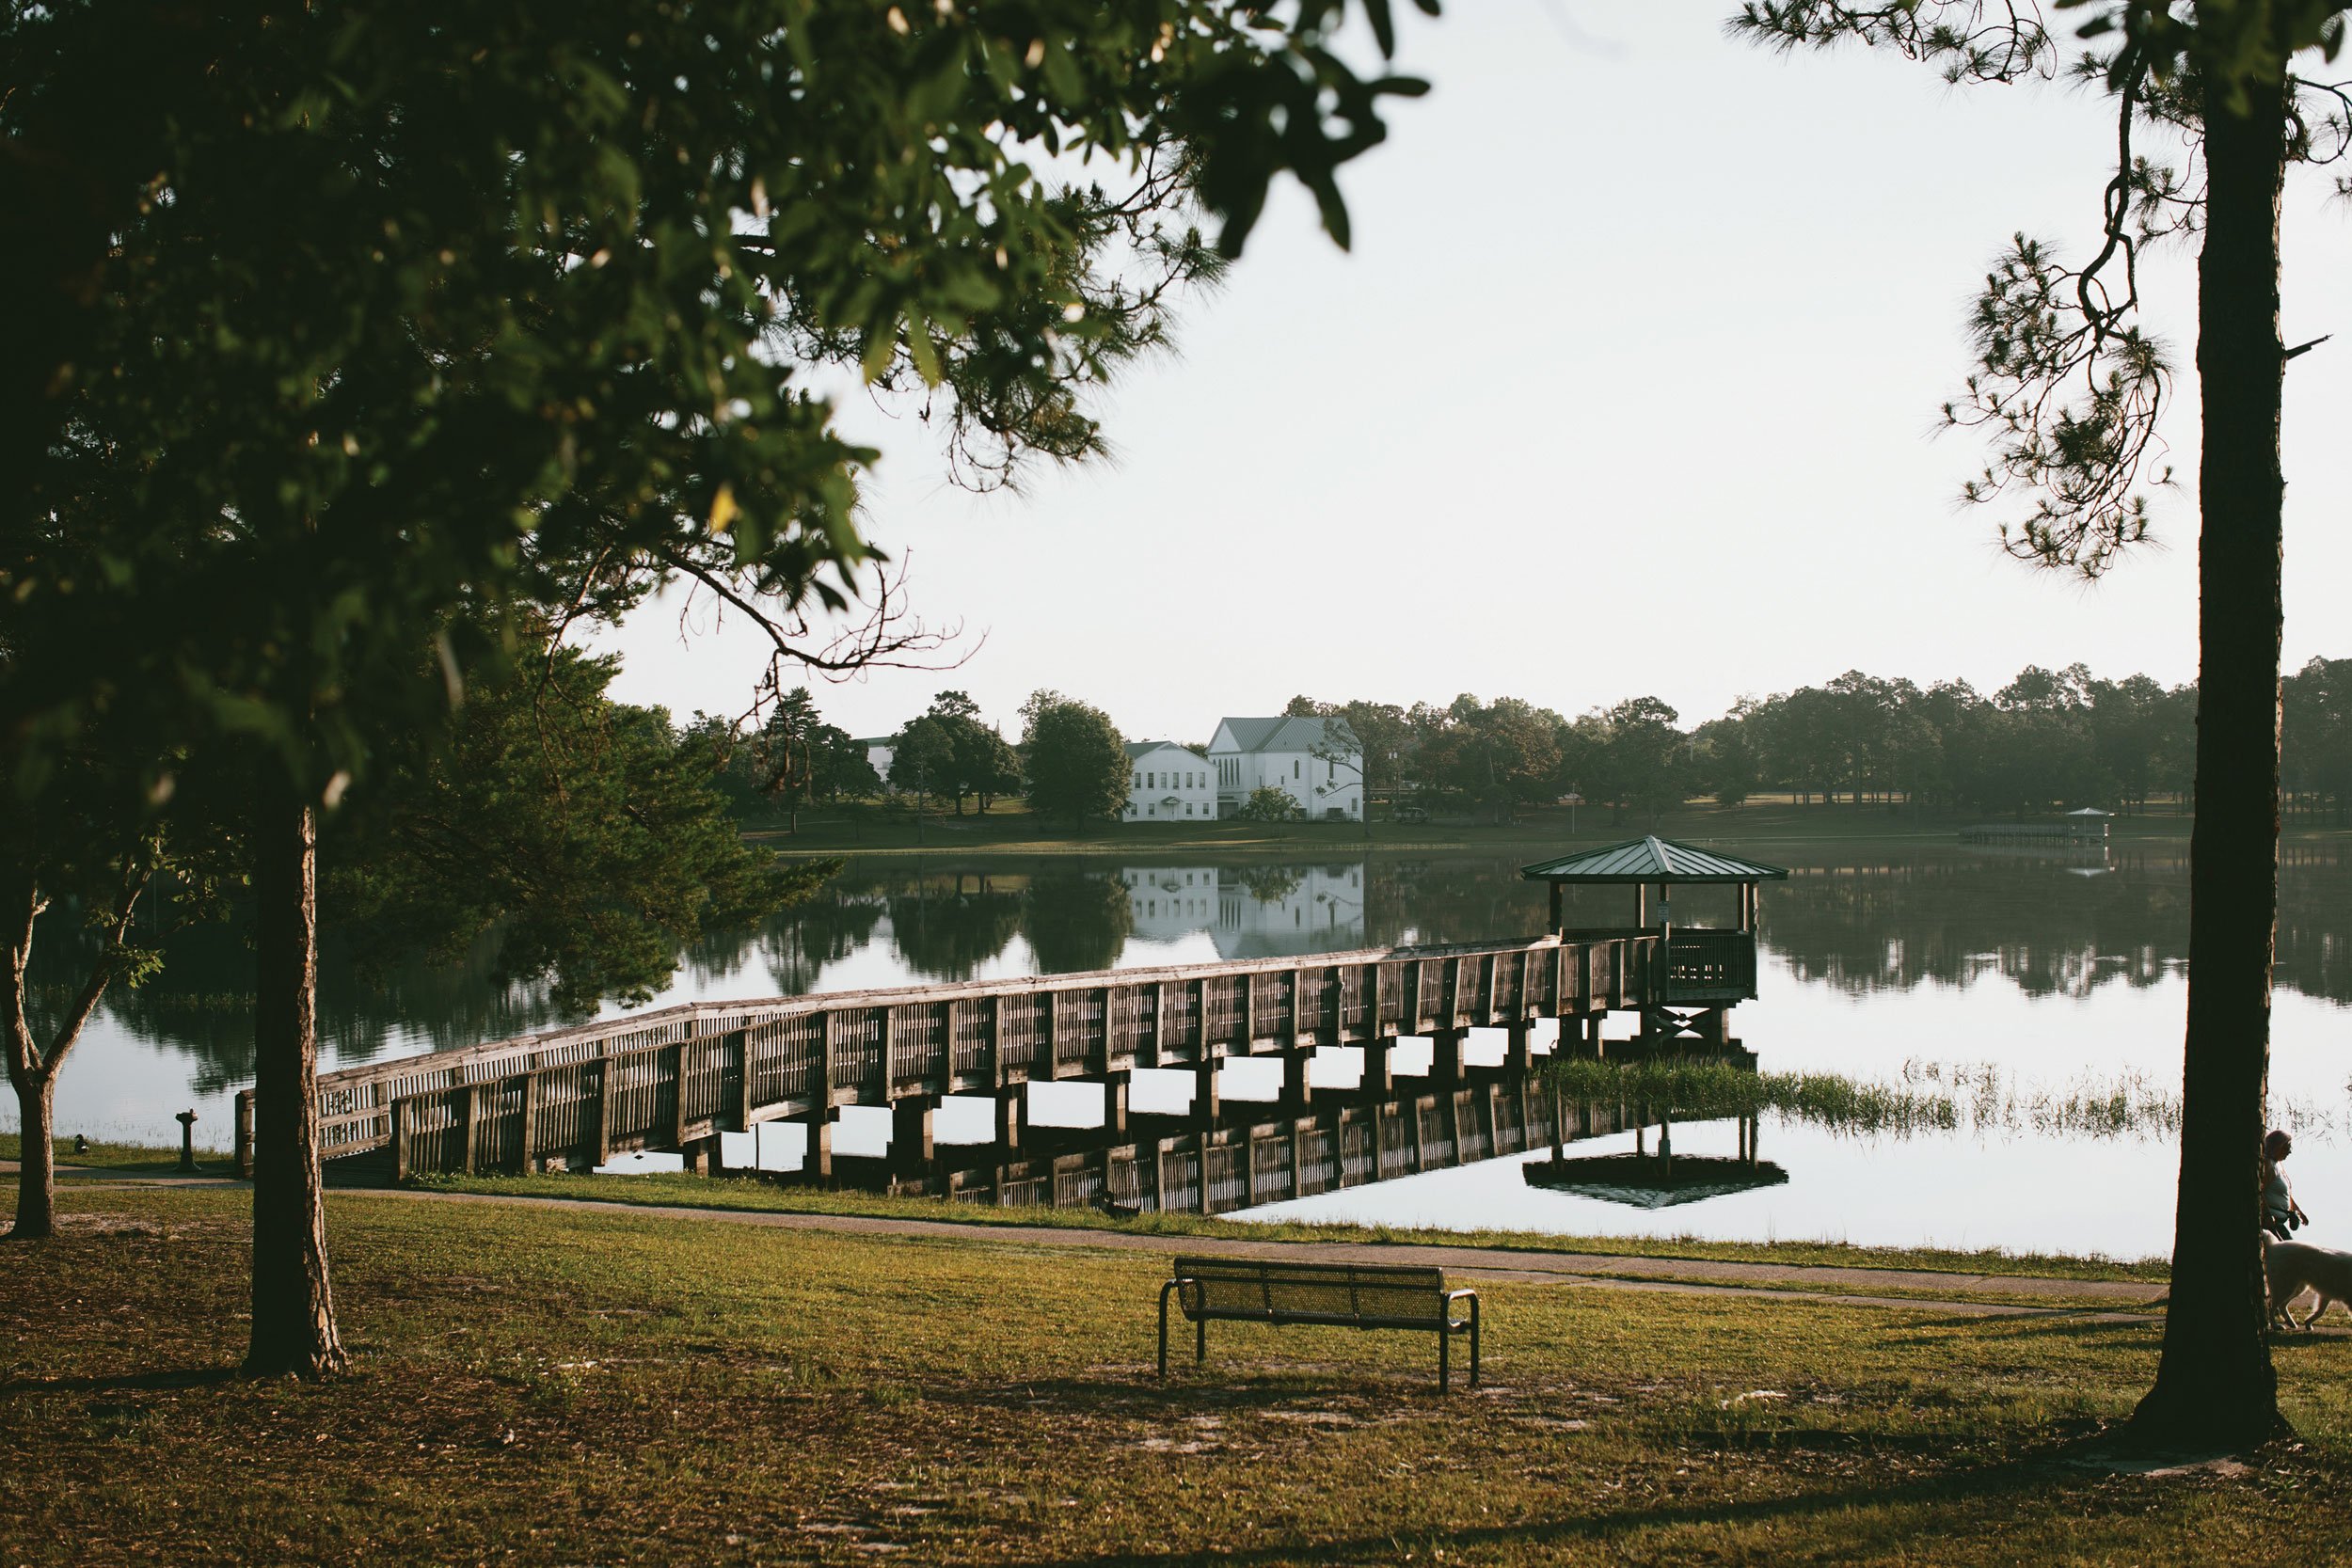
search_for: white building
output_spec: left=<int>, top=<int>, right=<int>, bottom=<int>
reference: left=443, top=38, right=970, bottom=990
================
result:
left=1122, top=741, right=1218, bottom=823
left=1209, top=717, right=1362, bottom=820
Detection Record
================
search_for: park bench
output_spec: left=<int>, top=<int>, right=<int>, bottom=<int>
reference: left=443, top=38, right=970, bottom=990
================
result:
left=1157, top=1255, right=1481, bottom=1390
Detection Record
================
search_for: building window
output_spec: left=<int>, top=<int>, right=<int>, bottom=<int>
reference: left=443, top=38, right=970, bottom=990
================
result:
left=1294, top=759, right=1300, bottom=779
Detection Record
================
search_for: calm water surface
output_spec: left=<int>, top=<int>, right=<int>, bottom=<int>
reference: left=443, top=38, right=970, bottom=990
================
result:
left=34, top=841, right=2352, bottom=1259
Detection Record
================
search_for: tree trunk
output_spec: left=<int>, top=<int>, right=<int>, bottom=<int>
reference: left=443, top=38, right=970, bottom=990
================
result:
left=2125, top=57, right=2287, bottom=1452
left=244, top=784, right=347, bottom=1378
left=8, top=1070, right=57, bottom=1240
left=3, top=870, right=57, bottom=1241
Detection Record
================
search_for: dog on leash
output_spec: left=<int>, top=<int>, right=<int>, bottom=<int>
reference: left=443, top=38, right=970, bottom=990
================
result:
left=2262, top=1231, right=2352, bottom=1330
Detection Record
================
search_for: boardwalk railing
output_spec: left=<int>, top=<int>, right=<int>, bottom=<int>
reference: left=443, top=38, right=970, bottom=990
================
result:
left=1663, top=928, right=1758, bottom=1004
left=238, top=933, right=1662, bottom=1180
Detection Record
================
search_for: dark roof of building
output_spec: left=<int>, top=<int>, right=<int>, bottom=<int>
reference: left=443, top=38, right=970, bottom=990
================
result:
left=1519, top=835, right=1790, bottom=884
left=1124, top=740, right=1205, bottom=761
left=1211, top=716, right=1359, bottom=755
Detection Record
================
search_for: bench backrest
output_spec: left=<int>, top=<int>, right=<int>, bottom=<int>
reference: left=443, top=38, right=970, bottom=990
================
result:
left=1170, top=1256, right=1449, bottom=1326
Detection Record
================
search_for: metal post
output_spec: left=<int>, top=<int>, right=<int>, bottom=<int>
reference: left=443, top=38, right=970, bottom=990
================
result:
left=234, top=1090, right=255, bottom=1180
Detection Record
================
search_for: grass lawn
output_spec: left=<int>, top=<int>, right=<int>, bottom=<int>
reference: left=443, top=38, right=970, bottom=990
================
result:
left=4, top=1183, right=2345, bottom=1566
left=0, top=1132, right=234, bottom=1176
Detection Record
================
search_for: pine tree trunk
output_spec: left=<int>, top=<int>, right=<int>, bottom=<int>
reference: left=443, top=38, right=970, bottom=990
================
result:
left=8, top=1070, right=57, bottom=1240
left=2125, top=58, right=2287, bottom=1452
left=244, top=784, right=347, bottom=1378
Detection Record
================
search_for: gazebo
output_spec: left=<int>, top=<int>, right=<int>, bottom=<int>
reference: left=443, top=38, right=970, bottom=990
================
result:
left=1520, top=835, right=1789, bottom=1046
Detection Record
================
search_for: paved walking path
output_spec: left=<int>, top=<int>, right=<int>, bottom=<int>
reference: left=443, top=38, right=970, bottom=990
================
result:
left=373, top=1188, right=2174, bottom=1325
left=49, top=1164, right=2344, bottom=1331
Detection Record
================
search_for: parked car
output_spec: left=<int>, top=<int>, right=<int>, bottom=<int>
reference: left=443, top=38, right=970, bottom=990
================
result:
left=1393, top=804, right=1429, bottom=823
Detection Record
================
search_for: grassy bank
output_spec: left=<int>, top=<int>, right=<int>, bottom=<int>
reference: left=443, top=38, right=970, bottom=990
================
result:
left=420, top=1170, right=2172, bottom=1285
left=0, top=1132, right=234, bottom=1176
left=3, top=1182, right=2344, bottom=1566
left=743, top=797, right=2289, bottom=861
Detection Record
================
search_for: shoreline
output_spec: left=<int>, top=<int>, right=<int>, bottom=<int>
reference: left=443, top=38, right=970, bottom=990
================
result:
left=744, top=800, right=2349, bottom=862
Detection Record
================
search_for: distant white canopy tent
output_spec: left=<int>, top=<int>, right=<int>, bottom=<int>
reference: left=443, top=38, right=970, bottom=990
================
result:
left=2065, top=807, right=2113, bottom=817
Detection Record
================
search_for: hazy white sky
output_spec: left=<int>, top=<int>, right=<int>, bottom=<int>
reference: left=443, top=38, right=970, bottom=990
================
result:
left=596, top=3, right=2352, bottom=744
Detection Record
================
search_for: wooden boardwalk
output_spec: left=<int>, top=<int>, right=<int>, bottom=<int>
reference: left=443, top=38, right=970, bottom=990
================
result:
left=244, top=932, right=1680, bottom=1184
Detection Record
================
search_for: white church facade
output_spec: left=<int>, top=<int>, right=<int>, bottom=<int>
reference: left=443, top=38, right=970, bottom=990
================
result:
left=1208, top=716, right=1362, bottom=820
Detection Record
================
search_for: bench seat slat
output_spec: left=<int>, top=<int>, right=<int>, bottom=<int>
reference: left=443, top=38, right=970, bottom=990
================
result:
left=1188, top=1307, right=1468, bottom=1332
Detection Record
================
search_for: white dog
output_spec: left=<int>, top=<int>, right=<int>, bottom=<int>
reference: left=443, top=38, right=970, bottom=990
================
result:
left=2262, top=1231, right=2352, bottom=1330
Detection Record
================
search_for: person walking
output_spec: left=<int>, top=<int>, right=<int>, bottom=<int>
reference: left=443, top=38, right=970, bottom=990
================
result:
left=2262, top=1129, right=2309, bottom=1238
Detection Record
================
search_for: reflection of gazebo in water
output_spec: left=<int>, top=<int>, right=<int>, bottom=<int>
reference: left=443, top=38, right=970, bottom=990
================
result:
left=1521, top=835, right=1789, bottom=1049
left=1523, top=1151, right=1788, bottom=1209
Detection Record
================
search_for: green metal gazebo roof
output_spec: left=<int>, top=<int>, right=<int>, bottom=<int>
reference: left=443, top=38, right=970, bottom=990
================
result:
left=1519, top=835, right=1790, bottom=885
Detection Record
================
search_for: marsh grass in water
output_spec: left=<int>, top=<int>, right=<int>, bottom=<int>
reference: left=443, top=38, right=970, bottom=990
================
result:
left=1537, top=1058, right=2341, bottom=1142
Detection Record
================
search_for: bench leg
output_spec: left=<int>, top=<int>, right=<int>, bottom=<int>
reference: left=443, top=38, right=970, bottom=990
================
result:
left=1158, top=1280, right=1189, bottom=1380
left=1470, top=1299, right=1482, bottom=1388
left=1197, top=1312, right=1207, bottom=1367
left=1439, top=1328, right=1449, bottom=1394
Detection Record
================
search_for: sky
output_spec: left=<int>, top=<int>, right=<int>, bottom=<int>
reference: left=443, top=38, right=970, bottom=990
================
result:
left=594, top=3, right=2352, bottom=745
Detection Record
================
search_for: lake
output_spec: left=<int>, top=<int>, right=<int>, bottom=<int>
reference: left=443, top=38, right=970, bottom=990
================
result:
left=31, top=838, right=2352, bottom=1259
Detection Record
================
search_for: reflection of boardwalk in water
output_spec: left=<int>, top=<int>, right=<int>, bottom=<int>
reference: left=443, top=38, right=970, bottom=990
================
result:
left=894, top=1061, right=1664, bottom=1216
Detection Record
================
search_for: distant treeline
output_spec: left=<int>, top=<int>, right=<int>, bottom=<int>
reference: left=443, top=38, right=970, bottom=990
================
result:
left=689, top=657, right=2352, bottom=828
left=1283, top=657, right=2352, bottom=823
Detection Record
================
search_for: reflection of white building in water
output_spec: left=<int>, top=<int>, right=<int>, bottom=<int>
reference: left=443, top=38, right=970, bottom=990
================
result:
left=1119, top=863, right=1368, bottom=958
left=1209, top=717, right=1361, bottom=819
left=1122, top=741, right=1218, bottom=822
left=1214, top=864, right=1366, bottom=958
left=1120, top=866, right=1222, bottom=941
